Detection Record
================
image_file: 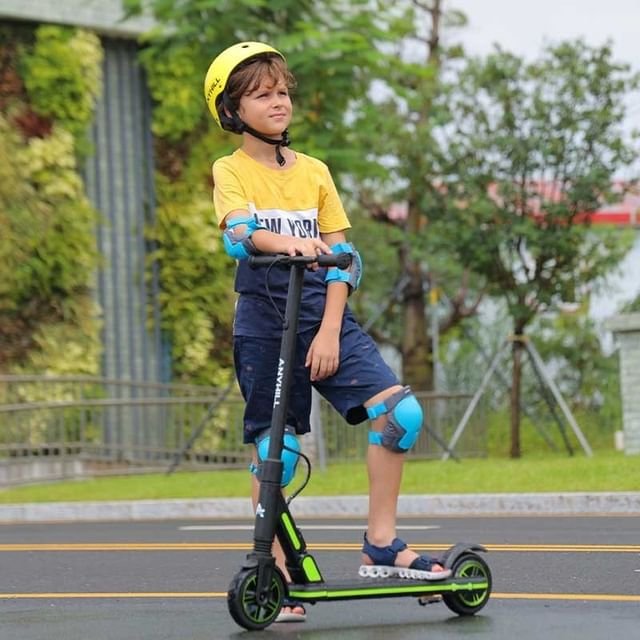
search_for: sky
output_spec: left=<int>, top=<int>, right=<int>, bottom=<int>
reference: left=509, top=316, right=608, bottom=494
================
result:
left=449, top=0, right=640, bottom=323
left=453, top=0, right=637, bottom=64
left=452, top=0, right=640, bottom=134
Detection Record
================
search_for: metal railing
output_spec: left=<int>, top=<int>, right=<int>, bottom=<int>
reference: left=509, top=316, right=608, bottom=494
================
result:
left=0, top=376, right=486, bottom=485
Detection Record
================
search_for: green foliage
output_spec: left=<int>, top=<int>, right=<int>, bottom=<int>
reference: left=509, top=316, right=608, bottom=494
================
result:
left=533, top=306, right=618, bottom=409
left=125, top=1, right=637, bottom=430
left=435, top=41, right=639, bottom=332
left=1, top=450, right=637, bottom=502
left=139, top=40, right=205, bottom=141
left=147, top=136, right=235, bottom=384
left=21, top=25, right=103, bottom=148
left=621, top=292, right=640, bottom=312
left=127, top=0, right=396, bottom=176
left=0, top=26, right=102, bottom=374
left=15, top=126, right=98, bottom=300
left=127, top=0, right=402, bottom=382
left=0, top=118, right=101, bottom=371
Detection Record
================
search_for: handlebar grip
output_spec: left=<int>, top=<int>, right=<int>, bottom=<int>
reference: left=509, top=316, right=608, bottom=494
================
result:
left=248, top=252, right=352, bottom=270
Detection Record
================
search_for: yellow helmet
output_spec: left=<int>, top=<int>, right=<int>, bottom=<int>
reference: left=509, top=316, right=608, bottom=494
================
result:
left=203, top=41, right=284, bottom=129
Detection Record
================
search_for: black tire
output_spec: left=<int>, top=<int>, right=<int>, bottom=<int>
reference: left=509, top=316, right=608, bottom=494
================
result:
left=442, top=553, right=492, bottom=616
left=227, top=567, right=285, bottom=630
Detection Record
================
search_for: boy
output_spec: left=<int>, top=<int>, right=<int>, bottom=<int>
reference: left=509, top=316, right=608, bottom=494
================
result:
left=204, top=41, right=450, bottom=622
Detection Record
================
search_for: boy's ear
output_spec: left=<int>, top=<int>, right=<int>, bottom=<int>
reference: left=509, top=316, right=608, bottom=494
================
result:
left=219, top=93, right=245, bottom=134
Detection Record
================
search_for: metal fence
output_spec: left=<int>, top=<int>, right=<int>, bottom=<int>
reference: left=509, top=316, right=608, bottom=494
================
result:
left=316, top=390, right=486, bottom=463
left=0, top=376, right=486, bottom=486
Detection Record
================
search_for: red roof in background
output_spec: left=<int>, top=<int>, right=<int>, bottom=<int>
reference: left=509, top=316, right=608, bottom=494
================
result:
left=488, top=181, right=640, bottom=226
left=590, top=188, right=640, bottom=226
left=387, top=182, right=640, bottom=226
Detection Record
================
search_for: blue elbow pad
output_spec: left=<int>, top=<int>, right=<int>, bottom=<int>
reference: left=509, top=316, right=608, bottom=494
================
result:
left=223, top=216, right=266, bottom=260
left=325, top=242, right=363, bottom=293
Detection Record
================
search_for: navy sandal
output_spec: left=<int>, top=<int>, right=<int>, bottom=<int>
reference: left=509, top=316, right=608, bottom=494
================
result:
left=359, top=533, right=452, bottom=581
left=275, top=598, right=307, bottom=623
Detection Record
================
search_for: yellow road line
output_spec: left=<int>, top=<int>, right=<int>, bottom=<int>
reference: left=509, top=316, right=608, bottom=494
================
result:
left=1, top=592, right=639, bottom=603
left=491, top=593, right=640, bottom=603
left=1, top=543, right=639, bottom=553
left=0, top=592, right=227, bottom=599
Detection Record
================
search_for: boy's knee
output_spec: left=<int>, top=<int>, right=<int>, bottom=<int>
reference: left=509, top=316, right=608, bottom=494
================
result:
left=249, top=426, right=301, bottom=487
left=366, top=387, right=423, bottom=453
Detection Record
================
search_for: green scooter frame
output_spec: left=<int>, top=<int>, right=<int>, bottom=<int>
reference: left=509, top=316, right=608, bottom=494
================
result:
left=226, top=254, right=492, bottom=631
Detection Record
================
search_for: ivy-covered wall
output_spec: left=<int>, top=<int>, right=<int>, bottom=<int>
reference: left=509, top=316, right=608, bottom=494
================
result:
left=138, top=40, right=237, bottom=386
left=1, top=19, right=235, bottom=387
left=0, top=23, right=102, bottom=375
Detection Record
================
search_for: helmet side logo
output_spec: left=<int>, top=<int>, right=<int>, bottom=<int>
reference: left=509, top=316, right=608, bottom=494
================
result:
left=206, top=76, right=222, bottom=102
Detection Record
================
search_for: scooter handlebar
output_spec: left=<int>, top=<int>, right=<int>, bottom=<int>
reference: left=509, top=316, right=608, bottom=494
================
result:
left=248, top=252, right=352, bottom=270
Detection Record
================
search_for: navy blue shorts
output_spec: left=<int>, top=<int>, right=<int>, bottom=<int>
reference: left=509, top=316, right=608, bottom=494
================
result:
left=233, top=315, right=399, bottom=444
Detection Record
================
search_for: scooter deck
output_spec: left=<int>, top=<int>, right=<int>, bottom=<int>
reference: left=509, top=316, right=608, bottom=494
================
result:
left=288, top=575, right=489, bottom=603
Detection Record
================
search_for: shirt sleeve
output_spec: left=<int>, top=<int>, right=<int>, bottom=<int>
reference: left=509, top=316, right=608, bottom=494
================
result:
left=318, top=163, right=352, bottom=234
left=212, top=158, right=248, bottom=228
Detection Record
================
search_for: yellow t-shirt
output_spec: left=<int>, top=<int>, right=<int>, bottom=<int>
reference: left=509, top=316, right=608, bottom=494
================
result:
left=211, top=148, right=352, bottom=336
left=212, top=148, right=351, bottom=237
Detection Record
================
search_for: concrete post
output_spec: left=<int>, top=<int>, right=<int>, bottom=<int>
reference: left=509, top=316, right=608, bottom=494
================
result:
left=606, top=313, right=640, bottom=455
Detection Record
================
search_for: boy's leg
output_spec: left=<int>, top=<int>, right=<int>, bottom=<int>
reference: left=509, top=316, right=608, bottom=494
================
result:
left=310, top=320, right=445, bottom=574
left=250, top=453, right=306, bottom=620
left=237, top=330, right=311, bottom=620
left=363, top=386, right=447, bottom=572
left=249, top=463, right=290, bottom=578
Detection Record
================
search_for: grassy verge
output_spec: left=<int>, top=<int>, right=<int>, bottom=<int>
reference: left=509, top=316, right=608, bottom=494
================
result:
left=0, top=450, right=636, bottom=504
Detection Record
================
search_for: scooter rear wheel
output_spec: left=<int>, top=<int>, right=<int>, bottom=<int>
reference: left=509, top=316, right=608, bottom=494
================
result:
left=442, top=552, right=492, bottom=616
left=227, top=567, right=285, bottom=630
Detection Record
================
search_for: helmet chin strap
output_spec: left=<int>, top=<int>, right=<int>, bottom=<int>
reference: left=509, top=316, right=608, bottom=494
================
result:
left=242, top=124, right=291, bottom=167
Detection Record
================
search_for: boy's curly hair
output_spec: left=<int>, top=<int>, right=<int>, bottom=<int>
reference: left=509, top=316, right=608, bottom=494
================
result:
left=220, top=53, right=297, bottom=114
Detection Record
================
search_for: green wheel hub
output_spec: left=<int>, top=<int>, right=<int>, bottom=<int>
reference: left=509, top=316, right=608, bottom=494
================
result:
left=227, top=567, right=285, bottom=630
left=442, top=553, right=492, bottom=615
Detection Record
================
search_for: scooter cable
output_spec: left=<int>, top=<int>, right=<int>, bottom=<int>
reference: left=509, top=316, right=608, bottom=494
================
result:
left=261, top=256, right=313, bottom=504
left=264, top=257, right=287, bottom=325
left=285, top=445, right=312, bottom=504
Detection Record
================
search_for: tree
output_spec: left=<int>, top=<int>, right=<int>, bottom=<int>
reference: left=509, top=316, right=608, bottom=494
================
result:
left=347, top=0, right=484, bottom=391
left=122, top=0, right=408, bottom=382
left=429, top=40, right=638, bottom=456
left=622, top=293, right=640, bottom=312
left=125, top=0, right=395, bottom=174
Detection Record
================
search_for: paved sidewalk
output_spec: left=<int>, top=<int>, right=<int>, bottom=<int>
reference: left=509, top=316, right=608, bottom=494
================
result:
left=1, top=492, right=640, bottom=523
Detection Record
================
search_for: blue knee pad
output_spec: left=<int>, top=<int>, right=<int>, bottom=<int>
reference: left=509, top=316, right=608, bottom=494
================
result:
left=366, top=387, right=423, bottom=453
left=250, top=426, right=300, bottom=487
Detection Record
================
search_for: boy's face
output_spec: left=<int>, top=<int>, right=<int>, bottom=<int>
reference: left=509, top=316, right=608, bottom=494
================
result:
left=237, top=76, right=292, bottom=137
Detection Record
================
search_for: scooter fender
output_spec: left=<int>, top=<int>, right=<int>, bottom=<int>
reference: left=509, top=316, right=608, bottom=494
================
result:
left=440, top=542, right=488, bottom=569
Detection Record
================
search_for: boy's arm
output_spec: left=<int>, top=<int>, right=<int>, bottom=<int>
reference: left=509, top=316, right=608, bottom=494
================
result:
left=223, top=210, right=330, bottom=257
left=318, top=230, right=349, bottom=331
left=305, top=230, right=349, bottom=381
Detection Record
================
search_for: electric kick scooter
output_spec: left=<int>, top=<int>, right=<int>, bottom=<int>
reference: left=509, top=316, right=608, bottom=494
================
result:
left=227, top=252, right=492, bottom=630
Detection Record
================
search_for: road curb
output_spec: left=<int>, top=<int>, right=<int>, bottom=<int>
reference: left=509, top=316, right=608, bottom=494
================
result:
left=1, top=492, right=640, bottom=523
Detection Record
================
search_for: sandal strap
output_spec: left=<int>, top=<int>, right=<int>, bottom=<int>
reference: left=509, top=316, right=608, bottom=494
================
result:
left=281, top=597, right=305, bottom=611
left=409, top=555, right=443, bottom=572
left=362, top=533, right=408, bottom=566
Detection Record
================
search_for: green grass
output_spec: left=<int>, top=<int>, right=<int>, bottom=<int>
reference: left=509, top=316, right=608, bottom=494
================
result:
left=0, top=450, right=637, bottom=504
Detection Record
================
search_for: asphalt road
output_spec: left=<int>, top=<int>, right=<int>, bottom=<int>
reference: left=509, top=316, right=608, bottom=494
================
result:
left=1, top=515, right=639, bottom=639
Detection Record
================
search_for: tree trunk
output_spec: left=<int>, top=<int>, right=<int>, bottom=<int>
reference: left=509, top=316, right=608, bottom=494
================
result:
left=399, top=0, right=443, bottom=392
left=510, top=337, right=523, bottom=458
left=401, top=243, right=433, bottom=391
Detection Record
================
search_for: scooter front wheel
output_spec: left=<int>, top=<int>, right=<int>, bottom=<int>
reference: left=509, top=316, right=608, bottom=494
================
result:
left=442, top=552, right=492, bottom=616
left=227, top=567, right=285, bottom=630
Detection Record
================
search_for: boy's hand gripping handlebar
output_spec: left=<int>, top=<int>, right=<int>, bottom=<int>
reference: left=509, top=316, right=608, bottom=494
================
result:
left=248, top=252, right=352, bottom=270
